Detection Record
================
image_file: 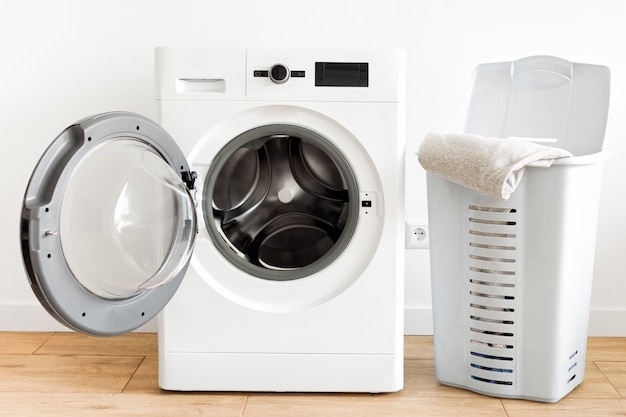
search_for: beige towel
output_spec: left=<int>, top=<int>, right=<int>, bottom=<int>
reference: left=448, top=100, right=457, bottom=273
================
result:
left=417, top=132, right=572, bottom=200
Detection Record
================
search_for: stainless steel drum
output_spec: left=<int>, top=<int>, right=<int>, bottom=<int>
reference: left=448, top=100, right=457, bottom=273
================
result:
left=203, top=125, right=359, bottom=281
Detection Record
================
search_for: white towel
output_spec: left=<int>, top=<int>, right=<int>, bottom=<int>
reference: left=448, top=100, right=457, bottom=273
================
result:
left=417, top=132, right=572, bottom=200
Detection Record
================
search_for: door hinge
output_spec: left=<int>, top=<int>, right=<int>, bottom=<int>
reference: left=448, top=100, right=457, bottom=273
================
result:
left=182, top=171, right=197, bottom=190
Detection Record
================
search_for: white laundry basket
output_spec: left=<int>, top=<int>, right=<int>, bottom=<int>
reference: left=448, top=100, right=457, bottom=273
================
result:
left=426, top=56, right=610, bottom=403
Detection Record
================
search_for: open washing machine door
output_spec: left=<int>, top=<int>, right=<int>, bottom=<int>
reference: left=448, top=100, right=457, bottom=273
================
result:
left=21, top=112, right=197, bottom=336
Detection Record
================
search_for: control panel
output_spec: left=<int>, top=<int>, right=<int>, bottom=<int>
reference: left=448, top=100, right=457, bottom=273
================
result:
left=156, top=48, right=405, bottom=102
left=253, top=61, right=369, bottom=87
left=243, top=49, right=404, bottom=102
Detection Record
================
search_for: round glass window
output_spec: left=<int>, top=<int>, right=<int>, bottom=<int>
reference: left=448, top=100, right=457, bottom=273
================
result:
left=203, top=125, right=359, bottom=281
left=59, top=139, right=196, bottom=299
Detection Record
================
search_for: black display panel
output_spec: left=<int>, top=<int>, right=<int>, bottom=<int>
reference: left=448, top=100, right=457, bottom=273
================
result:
left=315, top=62, right=368, bottom=87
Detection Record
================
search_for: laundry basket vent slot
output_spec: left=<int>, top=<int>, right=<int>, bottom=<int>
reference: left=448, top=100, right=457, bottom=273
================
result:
left=470, top=339, right=514, bottom=349
left=469, top=218, right=517, bottom=226
left=470, top=254, right=516, bottom=263
left=470, top=291, right=515, bottom=300
left=471, top=363, right=513, bottom=373
left=470, top=328, right=514, bottom=337
left=470, top=315, right=515, bottom=325
left=469, top=279, right=515, bottom=288
left=469, top=230, right=516, bottom=239
left=470, top=267, right=516, bottom=275
left=470, top=241, right=516, bottom=250
left=469, top=205, right=517, bottom=213
left=471, top=375, right=514, bottom=386
left=471, top=351, right=513, bottom=361
left=470, top=303, right=514, bottom=313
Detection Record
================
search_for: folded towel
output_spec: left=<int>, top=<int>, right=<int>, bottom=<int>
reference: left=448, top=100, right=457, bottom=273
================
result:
left=417, top=132, right=572, bottom=200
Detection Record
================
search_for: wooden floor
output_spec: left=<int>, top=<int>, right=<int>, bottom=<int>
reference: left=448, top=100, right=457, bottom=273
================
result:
left=0, top=333, right=625, bottom=416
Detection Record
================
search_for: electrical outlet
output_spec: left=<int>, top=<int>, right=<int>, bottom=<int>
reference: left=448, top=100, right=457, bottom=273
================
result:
left=405, top=219, right=429, bottom=249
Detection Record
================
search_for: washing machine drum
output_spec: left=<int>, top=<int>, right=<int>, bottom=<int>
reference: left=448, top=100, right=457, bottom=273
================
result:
left=203, top=124, right=359, bottom=281
left=21, top=113, right=360, bottom=336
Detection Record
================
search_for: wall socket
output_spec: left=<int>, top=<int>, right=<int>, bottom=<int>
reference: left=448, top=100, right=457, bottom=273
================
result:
left=405, top=219, right=429, bottom=249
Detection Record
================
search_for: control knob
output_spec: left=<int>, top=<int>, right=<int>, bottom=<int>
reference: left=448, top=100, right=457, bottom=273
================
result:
left=269, top=64, right=290, bottom=84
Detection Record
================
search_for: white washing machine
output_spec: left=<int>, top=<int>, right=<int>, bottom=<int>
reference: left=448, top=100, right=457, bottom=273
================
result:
left=21, top=48, right=406, bottom=392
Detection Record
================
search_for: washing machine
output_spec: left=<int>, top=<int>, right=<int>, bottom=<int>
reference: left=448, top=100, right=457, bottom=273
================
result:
left=20, top=48, right=406, bottom=392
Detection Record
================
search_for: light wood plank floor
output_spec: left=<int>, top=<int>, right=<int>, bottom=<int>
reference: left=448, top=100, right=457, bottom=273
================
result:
left=0, top=332, right=625, bottom=416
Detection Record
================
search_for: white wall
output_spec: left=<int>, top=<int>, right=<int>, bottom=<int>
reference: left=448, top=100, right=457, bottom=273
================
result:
left=1, top=0, right=625, bottom=335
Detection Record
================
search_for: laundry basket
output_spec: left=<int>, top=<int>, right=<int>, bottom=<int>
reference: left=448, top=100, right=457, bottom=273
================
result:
left=425, top=56, right=610, bottom=403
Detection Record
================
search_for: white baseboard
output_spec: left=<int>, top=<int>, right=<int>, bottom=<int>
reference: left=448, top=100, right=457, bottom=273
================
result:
left=0, top=304, right=67, bottom=332
left=404, top=306, right=433, bottom=335
left=1, top=304, right=624, bottom=337
left=587, top=311, right=626, bottom=337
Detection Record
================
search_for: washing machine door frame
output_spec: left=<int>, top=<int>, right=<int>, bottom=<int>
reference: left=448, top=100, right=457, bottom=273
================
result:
left=21, top=111, right=197, bottom=337
left=183, top=104, right=385, bottom=313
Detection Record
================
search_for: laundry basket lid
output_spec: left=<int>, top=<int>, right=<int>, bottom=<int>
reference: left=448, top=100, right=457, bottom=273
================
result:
left=463, top=55, right=610, bottom=156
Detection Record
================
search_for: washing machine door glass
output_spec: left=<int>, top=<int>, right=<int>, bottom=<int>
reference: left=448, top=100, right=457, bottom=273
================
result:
left=21, top=112, right=197, bottom=336
left=204, top=124, right=359, bottom=281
